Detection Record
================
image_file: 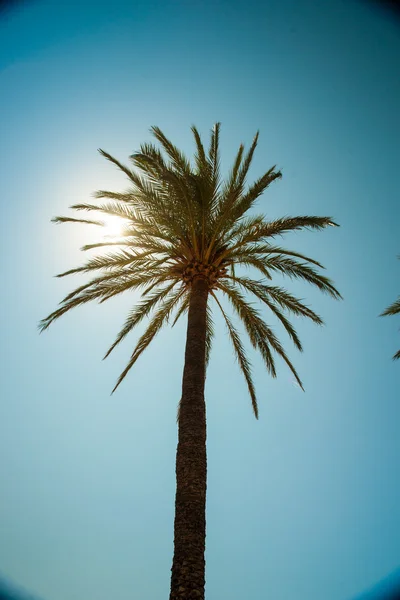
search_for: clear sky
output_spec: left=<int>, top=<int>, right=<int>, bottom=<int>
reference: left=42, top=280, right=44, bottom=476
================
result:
left=0, top=1, right=399, bottom=599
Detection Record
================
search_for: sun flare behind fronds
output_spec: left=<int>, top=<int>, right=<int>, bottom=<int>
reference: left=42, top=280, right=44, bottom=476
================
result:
left=40, top=123, right=341, bottom=417
left=101, top=214, right=128, bottom=237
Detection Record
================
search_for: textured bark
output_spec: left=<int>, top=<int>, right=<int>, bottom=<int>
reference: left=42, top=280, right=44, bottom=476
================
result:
left=169, top=276, right=208, bottom=600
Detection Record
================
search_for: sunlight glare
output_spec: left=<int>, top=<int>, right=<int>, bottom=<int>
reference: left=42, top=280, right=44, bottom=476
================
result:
left=102, top=215, right=127, bottom=238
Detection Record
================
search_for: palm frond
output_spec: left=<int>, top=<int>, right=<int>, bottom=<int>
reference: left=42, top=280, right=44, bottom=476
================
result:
left=232, top=277, right=303, bottom=350
left=80, top=241, right=136, bottom=252
left=98, top=272, right=172, bottom=304
left=212, top=292, right=258, bottom=418
left=98, top=149, right=138, bottom=183
left=263, top=329, right=304, bottom=390
left=191, top=126, right=208, bottom=174
left=56, top=250, right=158, bottom=278
left=205, top=304, right=214, bottom=367
left=257, top=245, right=325, bottom=268
left=381, top=293, right=400, bottom=361
left=57, top=270, right=136, bottom=303
left=218, top=281, right=276, bottom=377
left=219, top=279, right=304, bottom=389
left=206, top=139, right=253, bottom=255
left=217, top=144, right=245, bottom=208
left=103, top=281, right=178, bottom=359
left=204, top=131, right=261, bottom=258
left=223, top=168, right=281, bottom=229
left=172, top=294, right=190, bottom=327
left=59, top=268, right=164, bottom=305
left=40, top=270, right=169, bottom=333
left=221, top=215, right=267, bottom=245
left=111, top=288, right=185, bottom=392
left=140, top=268, right=179, bottom=296
left=264, top=304, right=303, bottom=351
left=225, top=216, right=337, bottom=250
left=208, top=122, right=221, bottom=184
left=132, top=146, right=198, bottom=252
left=231, top=277, right=323, bottom=325
left=254, top=215, right=339, bottom=239
left=212, top=143, right=245, bottom=236
left=39, top=283, right=111, bottom=332
left=94, top=189, right=136, bottom=202
left=224, top=279, right=304, bottom=388
left=230, top=144, right=245, bottom=184
left=150, top=126, right=192, bottom=175
left=51, top=216, right=103, bottom=226
left=220, top=144, right=244, bottom=206
left=132, top=142, right=168, bottom=178
left=70, top=201, right=136, bottom=221
left=265, top=256, right=342, bottom=299
left=221, top=243, right=326, bottom=270
left=238, top=167, right=281, bottom=208
left=236, top=131, right=259, bottom=189
left=381, top=297, right=400, bottom=317
left=225, top=255, right=273, bottom=279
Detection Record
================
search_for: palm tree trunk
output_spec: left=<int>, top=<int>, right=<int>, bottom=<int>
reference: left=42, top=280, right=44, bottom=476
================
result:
left=169, top=276, right=208, bottom=600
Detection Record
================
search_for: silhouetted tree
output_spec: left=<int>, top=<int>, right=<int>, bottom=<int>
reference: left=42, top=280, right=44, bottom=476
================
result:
left=40, top=124, right=341, bottom=599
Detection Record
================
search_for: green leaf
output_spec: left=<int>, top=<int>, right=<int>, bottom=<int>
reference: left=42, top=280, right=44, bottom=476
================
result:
left=111, top=287, right=185, bottom=392
left=212, top=292, right=258, bottom=418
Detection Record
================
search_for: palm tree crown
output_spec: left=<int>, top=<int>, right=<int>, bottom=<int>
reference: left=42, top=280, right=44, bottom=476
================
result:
left=40, top=123, right=341, bottom=417
left=381, top=257, right=400, bottom=361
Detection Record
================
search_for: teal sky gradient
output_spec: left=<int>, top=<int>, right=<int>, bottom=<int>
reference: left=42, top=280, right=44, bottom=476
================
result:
left=0, top=1, right=399, bottom=599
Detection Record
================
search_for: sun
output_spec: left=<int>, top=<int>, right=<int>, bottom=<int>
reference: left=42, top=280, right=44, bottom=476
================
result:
left=101, top=215, right=127, bottom=238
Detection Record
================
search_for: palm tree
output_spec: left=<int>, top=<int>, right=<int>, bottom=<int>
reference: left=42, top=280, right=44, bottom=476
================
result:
left=39, top=124, right=341, bottom=600
left=381, top=258, right=400, bottom=360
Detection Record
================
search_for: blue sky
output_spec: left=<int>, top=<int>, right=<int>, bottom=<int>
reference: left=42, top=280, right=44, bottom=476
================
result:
left=0, top=1, right=399, bottom=599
